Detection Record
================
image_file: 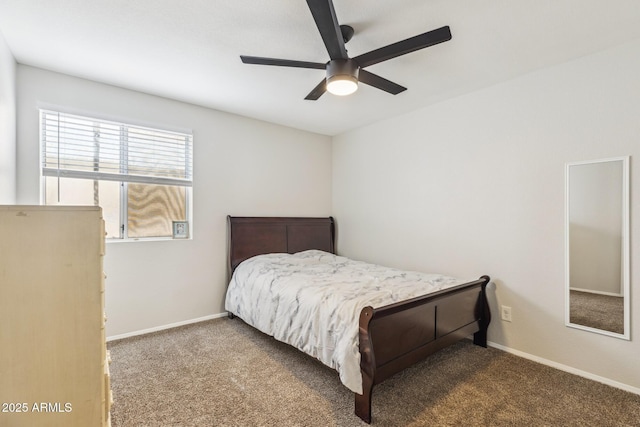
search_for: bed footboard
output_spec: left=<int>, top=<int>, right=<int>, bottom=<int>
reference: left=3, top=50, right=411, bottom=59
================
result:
left=356, top=275, right=491, bottom=423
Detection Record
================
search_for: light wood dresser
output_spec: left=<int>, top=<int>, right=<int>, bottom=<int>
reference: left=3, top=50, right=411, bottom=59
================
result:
left=0, top=206, right=112, bottom=427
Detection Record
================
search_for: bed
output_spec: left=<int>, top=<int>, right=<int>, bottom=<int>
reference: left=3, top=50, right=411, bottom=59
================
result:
left=225, top=216, right=491, bottom=423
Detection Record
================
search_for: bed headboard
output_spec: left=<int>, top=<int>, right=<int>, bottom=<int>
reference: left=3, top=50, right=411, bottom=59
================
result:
left=227, top=216, right=335, bottom=276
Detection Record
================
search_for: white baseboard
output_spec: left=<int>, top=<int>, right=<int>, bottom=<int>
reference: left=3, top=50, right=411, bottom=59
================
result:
left=488, top=341, right=640, bottom=396
left=569, top=287, right=623, bottom=297
left=106, top=313, right=228, bottom=342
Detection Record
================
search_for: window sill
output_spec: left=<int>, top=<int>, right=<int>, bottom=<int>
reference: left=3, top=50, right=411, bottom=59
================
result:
left=106, top=236, right=192, bottom=244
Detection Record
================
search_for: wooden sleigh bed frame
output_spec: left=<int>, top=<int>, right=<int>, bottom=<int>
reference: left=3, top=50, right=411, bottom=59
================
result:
left=226, top=216, right=491, bottom=423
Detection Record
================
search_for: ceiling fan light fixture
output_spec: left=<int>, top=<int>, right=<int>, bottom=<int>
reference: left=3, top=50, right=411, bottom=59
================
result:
left=327, top=75, right=358, bottom=96
left=326, top=59, right=359, bottom=96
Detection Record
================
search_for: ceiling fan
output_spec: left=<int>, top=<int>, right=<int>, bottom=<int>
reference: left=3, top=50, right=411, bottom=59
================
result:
left=240, top=0, right=452, bottom=100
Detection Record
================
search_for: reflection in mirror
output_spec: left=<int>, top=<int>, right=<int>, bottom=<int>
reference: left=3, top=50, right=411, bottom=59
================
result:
left=565, top=156, right=630, bottom=339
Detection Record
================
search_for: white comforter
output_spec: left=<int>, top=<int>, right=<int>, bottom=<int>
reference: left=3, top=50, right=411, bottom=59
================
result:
left=224, top=250, right=469, bottom=394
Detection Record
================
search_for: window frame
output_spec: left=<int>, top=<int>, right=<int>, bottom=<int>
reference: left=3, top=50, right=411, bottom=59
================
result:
left=39, top=108, right=193, bottom=242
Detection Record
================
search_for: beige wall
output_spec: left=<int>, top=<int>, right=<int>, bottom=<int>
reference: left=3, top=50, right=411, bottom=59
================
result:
left=0, top=30, right=16, bottom=203
left=333, top=39, right=640, bottom=392
left=16, top=65, right=332, bottom=337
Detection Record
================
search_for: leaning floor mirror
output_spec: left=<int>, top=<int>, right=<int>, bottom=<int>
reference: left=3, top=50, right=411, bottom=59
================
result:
left=565, top=156, right=630, bottom=340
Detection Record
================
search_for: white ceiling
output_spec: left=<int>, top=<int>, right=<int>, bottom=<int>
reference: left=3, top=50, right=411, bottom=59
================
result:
left=2, top=1, right=640, bottom=136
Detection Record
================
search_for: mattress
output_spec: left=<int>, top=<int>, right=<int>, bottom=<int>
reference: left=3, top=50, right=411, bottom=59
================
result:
left=225, top=249, right=469, bottom=394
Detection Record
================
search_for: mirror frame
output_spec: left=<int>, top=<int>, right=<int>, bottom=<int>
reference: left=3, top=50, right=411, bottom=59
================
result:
left=565, top=156, right=630, bottom=340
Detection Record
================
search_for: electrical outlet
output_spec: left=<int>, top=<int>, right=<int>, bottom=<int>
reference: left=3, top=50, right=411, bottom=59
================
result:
left=501, top=305, right=512, bottom=322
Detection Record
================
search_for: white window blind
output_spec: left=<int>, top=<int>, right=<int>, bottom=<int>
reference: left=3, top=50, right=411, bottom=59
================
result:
left=41, top=110, right=193, bottom=187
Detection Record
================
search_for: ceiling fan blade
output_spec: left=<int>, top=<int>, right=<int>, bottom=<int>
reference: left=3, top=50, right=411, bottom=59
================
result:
left=240, top=55, right=326, bottom=69
left=306, top=0, right=348, bottom=60
left=358, top=70, right=406, bottom=95
left=354, top=26, right=452, bottom=68
left=304, top=79, right=327, bottom=100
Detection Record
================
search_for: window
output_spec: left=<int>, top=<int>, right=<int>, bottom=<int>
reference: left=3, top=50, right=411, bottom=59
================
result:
left=41, top=109, right=193, bottom=240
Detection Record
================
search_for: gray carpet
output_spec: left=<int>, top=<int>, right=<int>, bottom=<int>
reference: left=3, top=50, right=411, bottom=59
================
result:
left=108, top=318, right=640, bottom=426
left=570, top=290, right=624, bottom=334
